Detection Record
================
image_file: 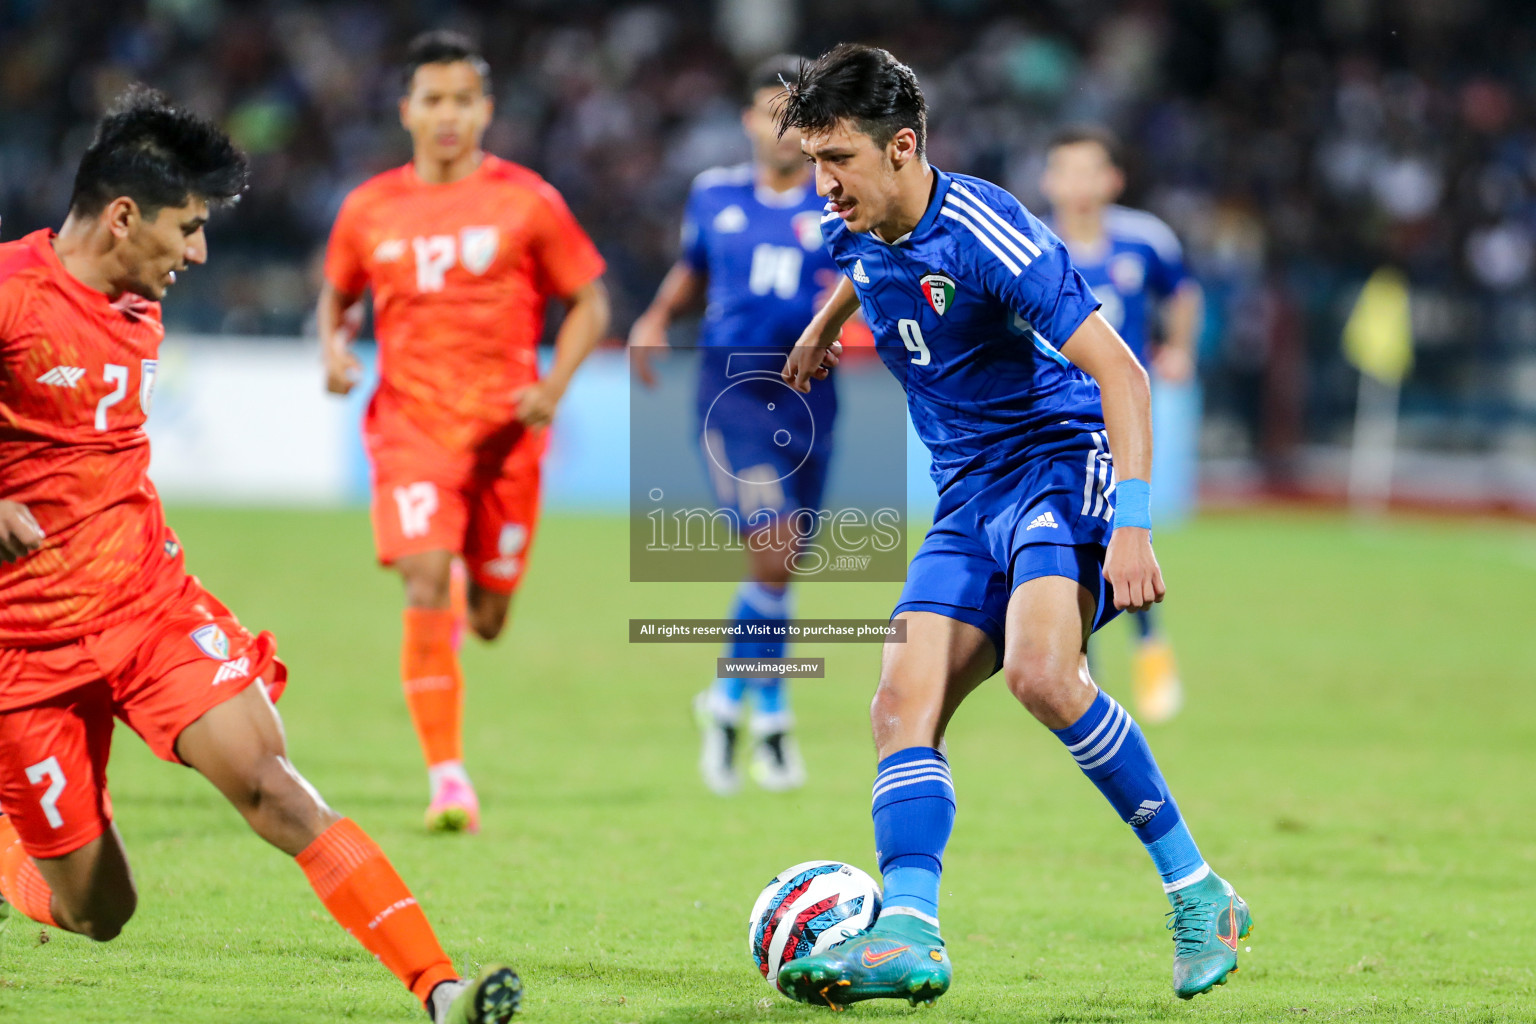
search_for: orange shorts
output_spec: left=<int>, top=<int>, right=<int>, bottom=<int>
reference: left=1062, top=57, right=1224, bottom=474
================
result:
left=366, top=411, right=543, bottom=595
left=0, top=576, right=285, bottom=858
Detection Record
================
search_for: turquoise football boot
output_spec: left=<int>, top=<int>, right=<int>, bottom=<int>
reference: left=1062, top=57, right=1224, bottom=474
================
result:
left=1167, top=872, right=1253, bottom=999
left=777, top=912, right=951, bottom=1008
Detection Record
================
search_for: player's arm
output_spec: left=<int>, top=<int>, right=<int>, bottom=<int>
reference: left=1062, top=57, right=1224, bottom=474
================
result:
left=514, top=278, right=611, bottom=428
left=1153, top=280, right=1202, bottom=384
left=0, top=500, right=44, bottom=563
left=1058, top=313, right=1165, bottom=612
left=627, top=261, right=705, bottom=387
left=782, top=274, right=858, bottom=393
left=630, top=261, right=705, bottom=348
left=317, top=280, right=365, bottom=395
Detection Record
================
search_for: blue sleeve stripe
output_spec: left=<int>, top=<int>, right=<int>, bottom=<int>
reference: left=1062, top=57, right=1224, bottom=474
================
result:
left=939, top=207, right=1023, bottom=276
left=949, top=182, right=1044, bottom=258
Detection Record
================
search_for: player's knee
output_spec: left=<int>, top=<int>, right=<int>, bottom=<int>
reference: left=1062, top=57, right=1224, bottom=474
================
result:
left=468, top=591, right=510, bottom=641
left=468, top=601, right=507, bottom=641
left=1003, top=649, right=1075, bottom=716
left=402, top=570, right=451, bottom=609
left=869, top=672, right=928, bottom=727
left=61, top=888, right=137, bottom=942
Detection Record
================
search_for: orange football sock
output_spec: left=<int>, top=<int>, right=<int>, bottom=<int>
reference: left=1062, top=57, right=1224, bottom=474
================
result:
left=402, top=607, right=464, bottom=771
left=0, top=816, right=57, bottom=927
left=297, top=817, right=456, bottom=1003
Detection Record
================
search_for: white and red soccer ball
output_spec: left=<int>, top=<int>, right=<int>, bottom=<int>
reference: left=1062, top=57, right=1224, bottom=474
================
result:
left=748, top=860, right=882, bottom=989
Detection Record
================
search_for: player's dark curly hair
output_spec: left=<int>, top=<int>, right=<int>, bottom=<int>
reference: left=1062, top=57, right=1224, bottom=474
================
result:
left=402, top=29, right=492, bottom=95
left=69, top=86, right=247, bottom=218
left=775, top=43, right=926, bottom=155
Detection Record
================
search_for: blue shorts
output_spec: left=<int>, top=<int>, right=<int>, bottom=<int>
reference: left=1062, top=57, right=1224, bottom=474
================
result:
left=695, top=350, right=836, bottom=529
left=894, top=428, right=1123, bottom=671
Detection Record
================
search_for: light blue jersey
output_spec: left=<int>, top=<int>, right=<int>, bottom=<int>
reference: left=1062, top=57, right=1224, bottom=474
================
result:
left=822, top=168, right=1104, bottom=492
left=1056, top=205, right=1189, bottom=367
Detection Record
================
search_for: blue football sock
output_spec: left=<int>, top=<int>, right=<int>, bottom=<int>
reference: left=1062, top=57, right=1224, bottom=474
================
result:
left=725, top=582, right=792, bottom=723
left=871, top=747, right=954, bottom=923
left=1133, top=607, right=1156, bottom=642
left=1053, top=689, right=1207, bottom=893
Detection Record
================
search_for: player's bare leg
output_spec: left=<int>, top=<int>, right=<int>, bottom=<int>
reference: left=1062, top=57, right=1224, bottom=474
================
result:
left=999, top=576, right=1097, bottom=729
left=466, top=584, right=511, bottom=642
left=395, top=549, right=478, bottom=832
left=19, top=826, right=137, bottom=941
left=779, top=611, right=991, bottom=1006
left=870, top=611, right=995, bottom=757
left=175, top=683, right=520, bottom=1021
left=1002, top=575, right=1250, bottom=999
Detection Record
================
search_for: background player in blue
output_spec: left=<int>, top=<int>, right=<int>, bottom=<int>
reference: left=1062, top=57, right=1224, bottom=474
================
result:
left=1041, top=125, right=1204, bottom=724
left=775, top=45, right=1251, bottom=1007
left=629, top=56, right=839, bottom=796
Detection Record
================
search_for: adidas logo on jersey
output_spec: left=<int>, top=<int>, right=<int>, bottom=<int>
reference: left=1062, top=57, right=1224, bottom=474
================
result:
left=1128, top=798, right=1165, bottom=828
left=212, top=656, right=251, bottom=685
left=37, top=366, right=86, bottom=388
left=852, top=259, right=870, bottom=284
left=1026, top=511, right=1059, bottom=531
left=714, top=205, right=748, bottom=233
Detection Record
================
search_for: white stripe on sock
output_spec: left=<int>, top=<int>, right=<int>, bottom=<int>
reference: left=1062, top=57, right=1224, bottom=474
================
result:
left=1162, top=863, right=1211, bottom=894
left=1077, top=711, right=1133, bottom=771
left=871, top=773, right=955, bottom=803
left=878, top=905, right=941, bottom=927
left=1070, top=700, right=1125, bottom=762
left=873, top=760, right=951, bottom=787
left=1065, top=697, right=1121, bottom=754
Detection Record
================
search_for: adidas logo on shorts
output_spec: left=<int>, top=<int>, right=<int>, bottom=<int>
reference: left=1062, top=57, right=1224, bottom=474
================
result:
left=1026, top=510, right=1059, bottom=531
left=212, top=656, right=251, bottom=685
left=37, top=366, right=86, bottom=388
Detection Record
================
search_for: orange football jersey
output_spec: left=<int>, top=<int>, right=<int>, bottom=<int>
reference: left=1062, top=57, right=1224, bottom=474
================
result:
left=324, top=155, right=606, bottom=453
left=0, top=229, right=185, bottom=648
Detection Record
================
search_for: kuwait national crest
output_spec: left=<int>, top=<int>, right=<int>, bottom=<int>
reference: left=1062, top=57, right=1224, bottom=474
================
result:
left=920, top=274, right=956, bottom=316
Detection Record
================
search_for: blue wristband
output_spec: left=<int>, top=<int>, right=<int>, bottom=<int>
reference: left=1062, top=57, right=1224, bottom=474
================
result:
left=1114, top=478, right=1152, bottom=530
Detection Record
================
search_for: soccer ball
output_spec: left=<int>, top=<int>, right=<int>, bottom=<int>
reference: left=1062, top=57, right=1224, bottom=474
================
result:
left=748, top=860, right=882, bottom=988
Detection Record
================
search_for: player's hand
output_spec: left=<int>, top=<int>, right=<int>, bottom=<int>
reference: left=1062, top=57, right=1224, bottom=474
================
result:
left=626, top=312, right=669, bottom=389
left=513, top=380, right=561, bottom=428
left=324, top=347, right=362, bottom=395
left=1152, top=346, right=1195, bottom=385
left=1103, top=527, right=1165, bottom=612
left=0, top=501, right=45, bottom=564
left=782, top=338, right=842, bottom=394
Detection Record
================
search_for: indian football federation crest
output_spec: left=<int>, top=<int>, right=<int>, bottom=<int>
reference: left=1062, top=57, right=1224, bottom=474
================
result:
left=190, top=623, right=229, bottom=661
left=459, top=227, right=499, bottom=275
left=920, top=274, right=956, bottom=316
left=140, top=358, right=158, bottom=416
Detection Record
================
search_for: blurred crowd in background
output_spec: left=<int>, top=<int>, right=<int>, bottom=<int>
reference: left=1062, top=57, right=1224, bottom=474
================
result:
left=2, top=0, right=1534, bottom=476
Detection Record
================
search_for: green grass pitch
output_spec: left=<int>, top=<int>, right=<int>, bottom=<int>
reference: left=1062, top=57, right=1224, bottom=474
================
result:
left=1, top=509, right=1532, bottom=1022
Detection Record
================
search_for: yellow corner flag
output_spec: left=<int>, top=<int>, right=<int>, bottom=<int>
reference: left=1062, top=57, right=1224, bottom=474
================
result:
left=1343, top=267, right=1413, bottom=384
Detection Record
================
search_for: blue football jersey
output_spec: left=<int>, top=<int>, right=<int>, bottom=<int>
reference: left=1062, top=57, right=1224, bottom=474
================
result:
left=681, top=164, right=838, bottom=350
left=1054, top=205, right=1189, bottom=367
left=822, top=168, right=1104, bottom=491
